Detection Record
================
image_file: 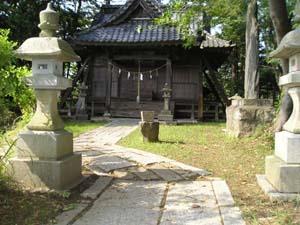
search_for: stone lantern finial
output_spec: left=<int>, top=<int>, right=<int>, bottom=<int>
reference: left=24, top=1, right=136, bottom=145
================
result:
left=38, top=3, right=59, bottom=37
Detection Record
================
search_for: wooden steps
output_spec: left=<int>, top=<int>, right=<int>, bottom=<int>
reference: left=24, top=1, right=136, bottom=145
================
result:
left=110, top=100, right=164, bottom=118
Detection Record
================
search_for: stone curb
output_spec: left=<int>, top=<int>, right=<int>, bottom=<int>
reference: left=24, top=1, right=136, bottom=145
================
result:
left=54, top=203, right=89, bottom=225
left=81, top=176, right=113, bottom=199
left=212, top=180, right=245, bottom=225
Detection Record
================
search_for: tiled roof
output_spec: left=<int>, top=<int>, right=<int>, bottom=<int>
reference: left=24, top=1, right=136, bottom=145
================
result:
left=101, top=0, right=162, bottom=26
left=74, top=20, right=180, bottom=45
left=73, top=0, right=234, bottom=48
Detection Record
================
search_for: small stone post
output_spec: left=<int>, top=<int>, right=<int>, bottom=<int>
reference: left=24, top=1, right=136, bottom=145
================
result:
left=140, top=111, right=159, bottom=142
left=158, top=83, right=174, bottom=122
left=9, top=3, right=82, bottom=191
left=257, top=1, right=300, bottom=200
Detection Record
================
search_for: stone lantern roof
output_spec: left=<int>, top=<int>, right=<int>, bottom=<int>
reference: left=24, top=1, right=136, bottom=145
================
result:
left=15, top=3, right=80, bottom=62
left=15, top=38, right=81, bottom=62
left=269, top=29, right=300, bottom=59
left=270, top=1, right=300, bottom=59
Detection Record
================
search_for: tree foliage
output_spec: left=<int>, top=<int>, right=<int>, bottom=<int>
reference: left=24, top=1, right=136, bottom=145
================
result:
left=0, top=29, right=34, bottom=130
left=0, top=0, right=101, bottom=43
left=158, top=0, right=297, bottom=99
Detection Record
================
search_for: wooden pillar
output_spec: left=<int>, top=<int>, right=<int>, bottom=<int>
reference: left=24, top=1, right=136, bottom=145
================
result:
left=198, top=61, right=204, bottom=121
left=137, top=60, right=141, bottom=103
left=166, top=58, right=172, bottom=89
left=105, top=59, right=112, bottom=116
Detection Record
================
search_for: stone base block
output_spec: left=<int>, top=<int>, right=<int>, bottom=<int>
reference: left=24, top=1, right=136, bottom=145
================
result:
left=275, top=131, right=300, bottom=163
left=9, top=154, right=82, bottom=191
left=75, top=114, right=89, bottom=120
left=265, top=155, right=300, bottom=193
left=16, top=130, right=73, bottom=160
left=226, top=98, right=274, bottom=137
left=256, top=174, right=300, bottom=201
left=158, top=112, right=173, bottom=122
left=139, top=121, right=159, bottom=142
left=103, top=112, right=111, bottom=118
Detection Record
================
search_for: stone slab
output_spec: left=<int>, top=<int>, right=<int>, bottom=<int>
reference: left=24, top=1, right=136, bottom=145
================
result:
left=16, top=130, right=73, bottom=160
left=160, top=181, right=222, bottom=225
left=89, top=155, right=136, bottom=172
left=86, top=165, right=109, bottom=176
left=9, top=154, right=82, bottom=191
left=148, top=164, right=183, bottom=181
left=111, top=169, right=137, bottom=180
left=131, top=167, right=160, bottom=180
left=170, top=161, right=210, bottom=176
left=275, top=131, right=300, bottom=163
left=81, top=176, right=113, bottom=199
left=116, top=150, right=165, bottom=165
left=257, top=174, right=300, bottom=201
left=73, top=181, right=167, bottom=225
left=212, top=180, right=235, bottom=207
left=220, top=206, right=245, bottom=225
left=76, top=150, right=103, bottom=157
left=266, top=155, right=300, bottom=193
left=54, top=203, right=88, bottom=225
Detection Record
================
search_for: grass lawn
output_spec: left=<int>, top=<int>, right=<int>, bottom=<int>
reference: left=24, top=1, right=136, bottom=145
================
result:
left=0, top=119, right=106, bottom=225
left=64, top=120, right=107, bottom=137
left=119, top=122, right=300, bottom=225
left=0, top=119, right=107, bottom=147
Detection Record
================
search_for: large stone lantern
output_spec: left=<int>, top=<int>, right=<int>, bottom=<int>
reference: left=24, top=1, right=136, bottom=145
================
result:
left=9, top=3, right=82, bottom=191
left=257, top=1, right=300, bottom=200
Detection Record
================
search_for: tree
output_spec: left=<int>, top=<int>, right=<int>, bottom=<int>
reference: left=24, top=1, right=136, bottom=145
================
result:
left=269, top=0, right=293, bottom=74
left=268, top=0, right=296, bottom=131
left=244, top=0, right=259, bottom=99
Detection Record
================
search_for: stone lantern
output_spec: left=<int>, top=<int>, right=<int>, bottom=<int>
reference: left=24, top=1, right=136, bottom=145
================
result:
left=257, top=1, right=300, bottom=200
left=158, top=83, right=174, bottom=122
left=9, top=3, right=82, bottom=191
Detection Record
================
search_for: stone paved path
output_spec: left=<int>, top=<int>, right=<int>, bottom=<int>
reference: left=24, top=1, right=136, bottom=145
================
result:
left=55, top=119, right=245, bottom=225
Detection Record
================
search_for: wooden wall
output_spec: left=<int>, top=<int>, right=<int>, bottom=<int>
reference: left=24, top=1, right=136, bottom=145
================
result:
left=172, top=65, right=200, bottom=102
left=87, top=55, right=203, bottom=117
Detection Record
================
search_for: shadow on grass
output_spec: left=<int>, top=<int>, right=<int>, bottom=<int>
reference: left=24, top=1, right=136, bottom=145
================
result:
left=158, top=140, right=185, bottom=144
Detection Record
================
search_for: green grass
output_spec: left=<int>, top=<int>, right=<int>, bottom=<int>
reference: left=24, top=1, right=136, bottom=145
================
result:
left=0, top=119, right=107, bottom=147
left=119, top=123, right=300, bottom=225
left=64, top=120, right=107, bottom=137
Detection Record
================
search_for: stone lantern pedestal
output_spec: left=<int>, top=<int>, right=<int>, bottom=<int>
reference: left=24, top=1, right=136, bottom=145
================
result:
left=257, top=1, right=300, bottom=200
left=8, top=3, right=82, bottom=191
left=158, top=83, right=174, bottom=123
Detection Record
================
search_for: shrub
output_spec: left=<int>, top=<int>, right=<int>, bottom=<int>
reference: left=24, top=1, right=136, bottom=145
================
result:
left=0, top=29, right=34, bottom=131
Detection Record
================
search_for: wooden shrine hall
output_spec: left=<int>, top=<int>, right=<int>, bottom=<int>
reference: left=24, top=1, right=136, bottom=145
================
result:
left=70, top=0, right=234, bottom=120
